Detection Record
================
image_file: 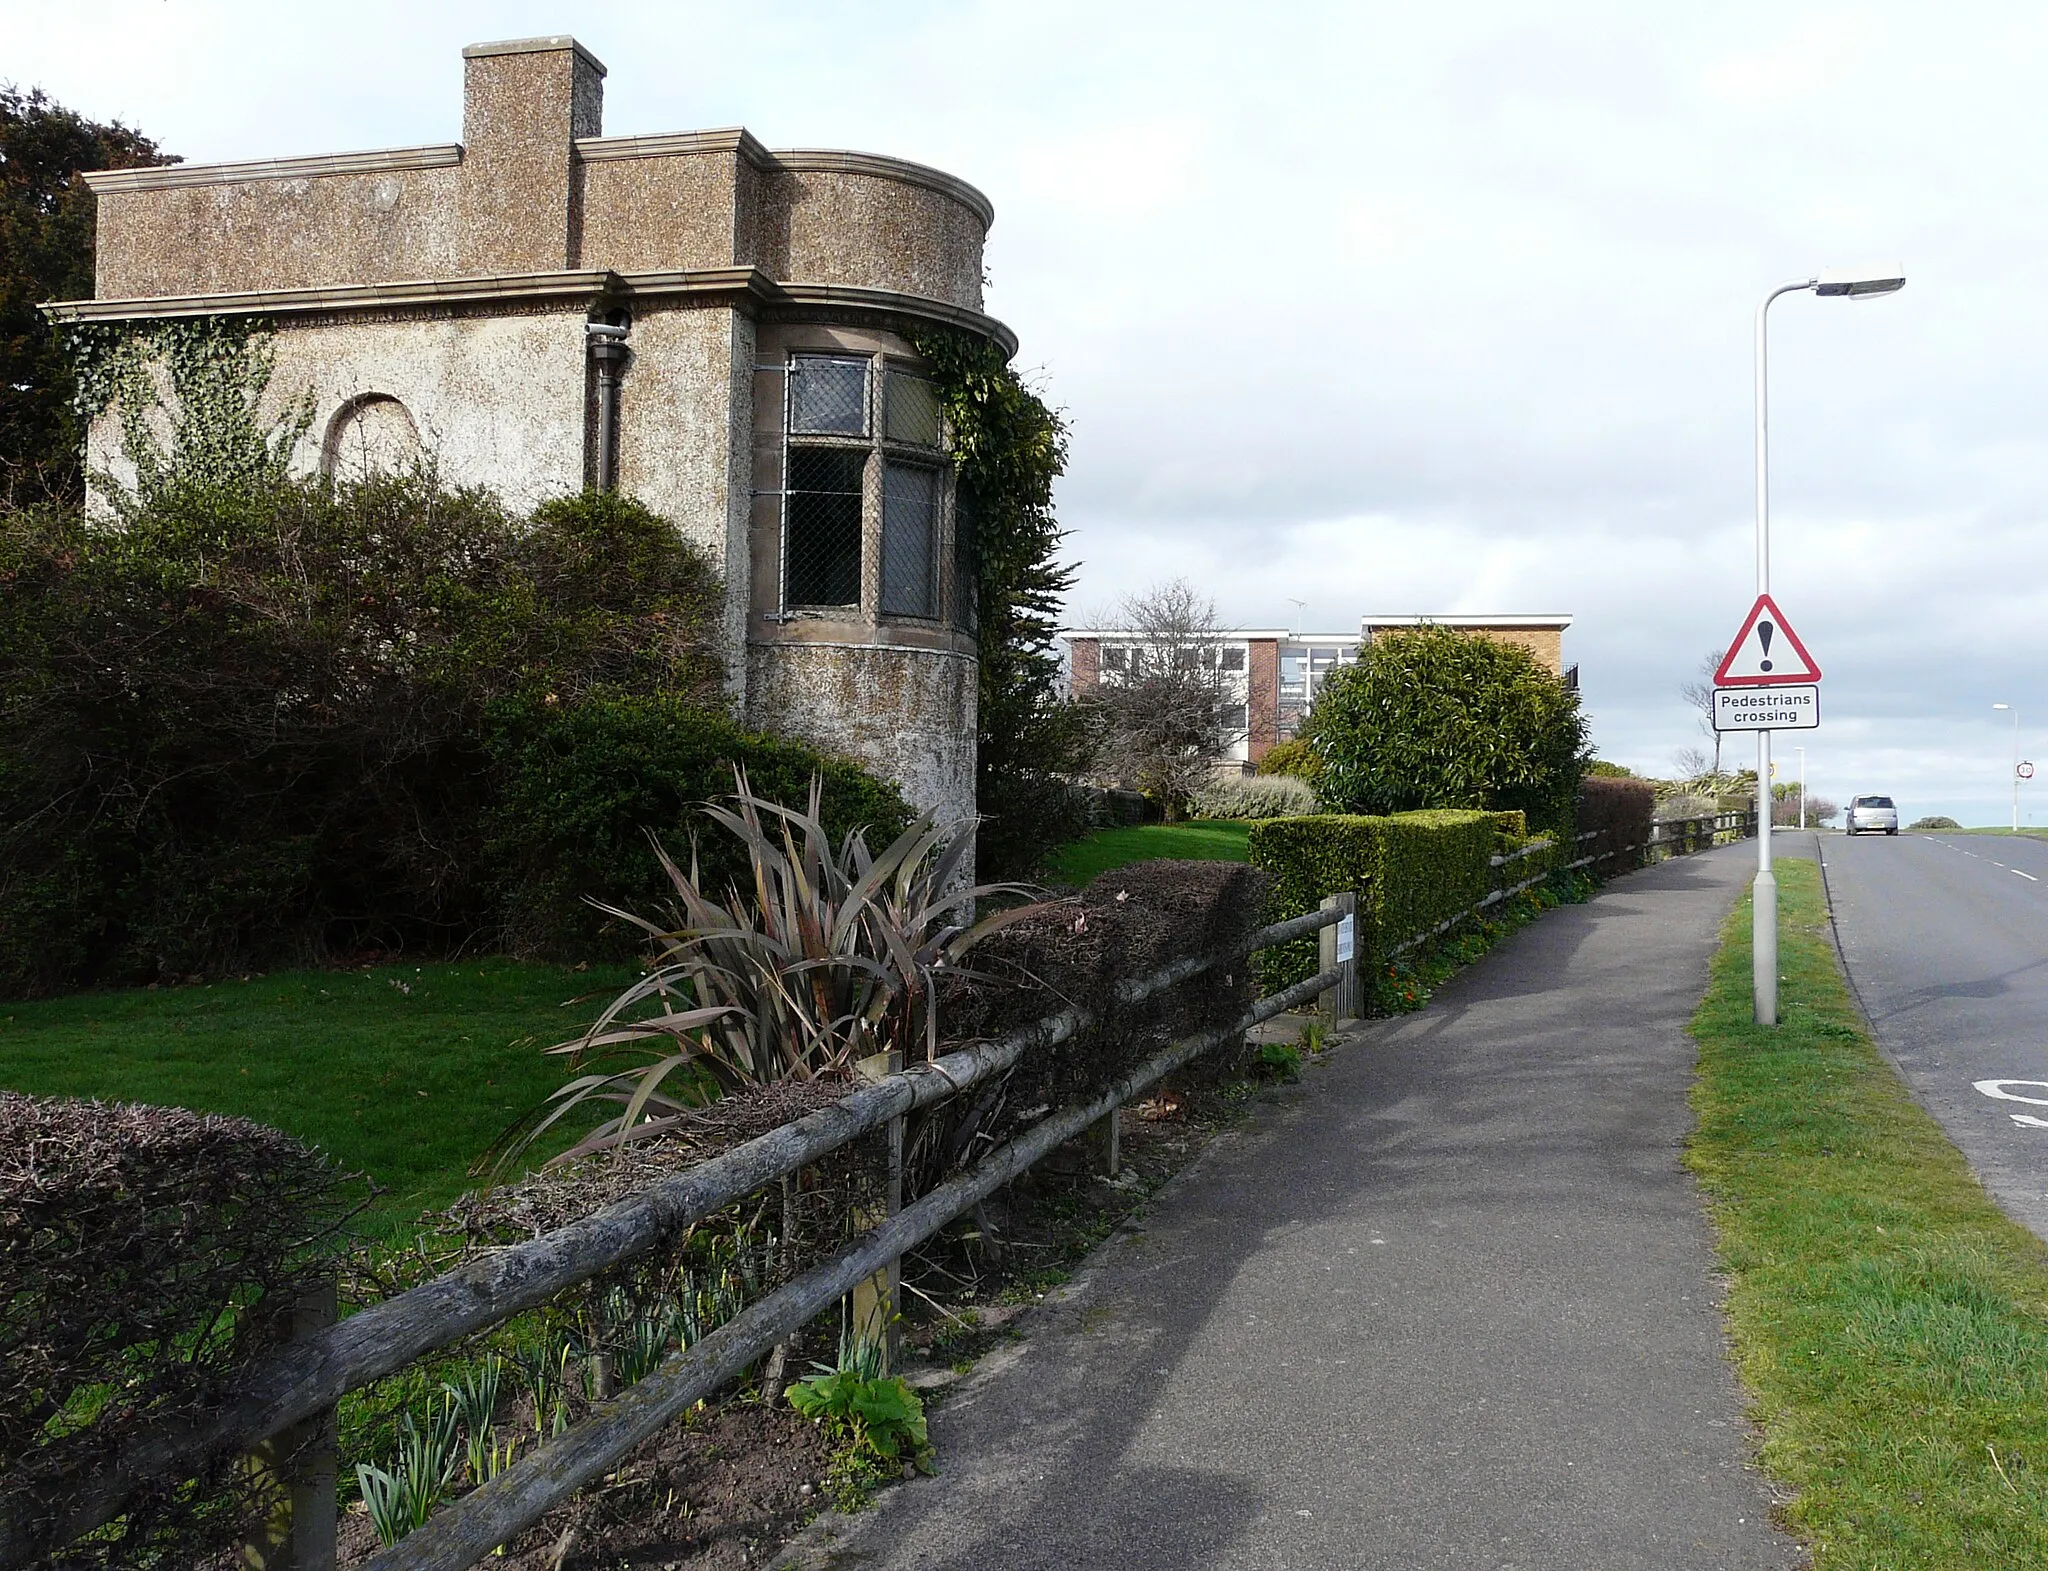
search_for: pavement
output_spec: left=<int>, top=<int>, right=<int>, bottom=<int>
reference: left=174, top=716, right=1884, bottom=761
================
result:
left=785, top=842, right=1801, bottom=1571
left=1817, top=828, right=2048, bottom=1243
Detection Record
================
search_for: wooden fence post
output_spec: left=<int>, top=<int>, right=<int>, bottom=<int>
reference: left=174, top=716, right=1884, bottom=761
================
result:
left=239, top=1277, right=337, bottom=1571
left=849, top=1049, right=903, bottom=1369
left=1319, top=892, right=1361, bottom=1022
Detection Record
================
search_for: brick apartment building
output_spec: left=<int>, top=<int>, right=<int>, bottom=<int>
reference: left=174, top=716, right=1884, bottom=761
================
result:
left=1064, top=614, right=1574, bottom=770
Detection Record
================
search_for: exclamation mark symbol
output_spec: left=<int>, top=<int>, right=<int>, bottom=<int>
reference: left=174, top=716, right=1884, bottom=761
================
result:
left=1758, top=621, right=1775, bottom=673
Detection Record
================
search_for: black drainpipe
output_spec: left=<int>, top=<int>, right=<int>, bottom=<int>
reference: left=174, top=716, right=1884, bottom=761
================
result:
left=586, top=320, right=630, bottom=490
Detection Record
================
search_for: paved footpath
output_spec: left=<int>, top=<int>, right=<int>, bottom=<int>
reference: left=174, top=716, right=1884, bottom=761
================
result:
left=793, top=842, right=1803, bottom=1571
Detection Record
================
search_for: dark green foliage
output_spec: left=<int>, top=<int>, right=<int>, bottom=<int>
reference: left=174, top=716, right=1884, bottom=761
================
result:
left=1305, top=625, right=1589, bottom=830
left=910, top=327, right=1089, bottom=876
left=1577, top=775, right=1656, bottom=877
left=483, top=696, right=910, bottom=956
left=1247, top=809, right=1499, bottom=989
left=0, top=476, right=896, bottom=994
left=0, top=87, right=174, bottom=508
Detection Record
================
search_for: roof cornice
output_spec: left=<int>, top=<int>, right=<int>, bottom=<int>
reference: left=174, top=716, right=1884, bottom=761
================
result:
left=83, top=144, right=462, bottom=194
left=40, top=269, right=1020, bottom=358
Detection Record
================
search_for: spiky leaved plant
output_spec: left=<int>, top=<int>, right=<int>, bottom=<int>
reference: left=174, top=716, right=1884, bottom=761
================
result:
left=497, top=769, right=1038, bottom=1168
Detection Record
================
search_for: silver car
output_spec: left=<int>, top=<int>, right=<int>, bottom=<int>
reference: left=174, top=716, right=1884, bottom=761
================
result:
left=1843, top=794, right=1899, bottom=836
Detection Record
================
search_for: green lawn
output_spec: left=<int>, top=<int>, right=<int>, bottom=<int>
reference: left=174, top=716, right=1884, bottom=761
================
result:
left=1042, top=820, right=1252, bottom=885
left=1688, top=858, right=2048, bottom=1566
left=0, top=958, right=637, bottom=1227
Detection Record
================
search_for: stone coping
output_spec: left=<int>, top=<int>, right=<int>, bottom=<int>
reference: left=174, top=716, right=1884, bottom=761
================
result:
left=40, top=268, right=1019, bottom=356
left=770, top=150, right=995, bottom=230
left=83, top=144, right=462, bottom=193
left=84, top=131, right=994, bottom=234
left=461, top=35, right=607, bottom=75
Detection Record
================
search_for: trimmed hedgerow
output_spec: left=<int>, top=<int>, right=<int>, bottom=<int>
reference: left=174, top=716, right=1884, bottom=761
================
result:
left=0, top=1093, right=364, bottom=1567
left=1247, top=809, right=1499, bottom=989
left=1577, top=775, right=1656, bottom=878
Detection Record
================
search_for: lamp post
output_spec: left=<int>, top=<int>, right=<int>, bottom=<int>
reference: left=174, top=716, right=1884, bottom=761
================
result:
left=1752, top=265, right=1905, bottom=1026
left=1995, top=703, right=2018, bottom=831
left=1796, top=745, right=1807, bottom=830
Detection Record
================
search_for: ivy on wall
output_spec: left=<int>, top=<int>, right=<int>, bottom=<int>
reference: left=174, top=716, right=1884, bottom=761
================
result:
left=63, top=316, right=313, bottom=510
left=912, top=325, right=1089, bottom=875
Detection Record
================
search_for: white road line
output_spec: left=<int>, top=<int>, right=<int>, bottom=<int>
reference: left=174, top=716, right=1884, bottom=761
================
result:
left=2016, top=869, right=2039, bottom=882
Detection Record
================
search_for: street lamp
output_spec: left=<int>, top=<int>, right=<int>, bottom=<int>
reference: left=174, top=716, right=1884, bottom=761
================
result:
left=1995, top=703, right=2018, bottom=831
left=1752, top=265, right=1906, bottom=1027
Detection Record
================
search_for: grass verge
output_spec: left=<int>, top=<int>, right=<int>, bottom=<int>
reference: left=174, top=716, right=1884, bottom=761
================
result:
left=1687, top=856, right=2048, bottom=1566
left=0, top=957, right=633, bottom=1227
left=1042, top=820, right=1251, bottom=885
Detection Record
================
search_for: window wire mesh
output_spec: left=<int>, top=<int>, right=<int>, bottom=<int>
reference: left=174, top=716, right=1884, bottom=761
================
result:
left=885, top=369, right=942, bottom=447
left=790, top=355, right=869, bottom=437
left=784, top=447, right=865, bottom=607
left=880, top=462, right=939, bottom=618
left=953, top=487, right=978, bottom=635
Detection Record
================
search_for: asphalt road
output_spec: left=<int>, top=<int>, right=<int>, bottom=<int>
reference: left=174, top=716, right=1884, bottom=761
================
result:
left=1818, top=828, right=2048, bottom=1242
left=793, top=844, right=1796, bottom=1571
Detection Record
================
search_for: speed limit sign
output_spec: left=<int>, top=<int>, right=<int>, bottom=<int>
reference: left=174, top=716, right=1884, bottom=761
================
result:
left=2021, top=761, right=2036, bottom=780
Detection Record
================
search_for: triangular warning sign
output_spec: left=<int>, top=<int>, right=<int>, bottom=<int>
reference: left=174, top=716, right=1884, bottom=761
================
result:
left=1714, top=594, right=1821, bottom=687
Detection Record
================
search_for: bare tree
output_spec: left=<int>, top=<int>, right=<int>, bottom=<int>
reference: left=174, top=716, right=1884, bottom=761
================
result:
left=1678, top=649, right=1725, bottom=776
left=1090, top=578, right=1241, bottom=817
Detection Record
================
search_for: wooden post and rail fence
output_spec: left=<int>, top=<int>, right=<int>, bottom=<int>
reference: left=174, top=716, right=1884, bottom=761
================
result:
left=0, top=809, right=1754, bottom=1571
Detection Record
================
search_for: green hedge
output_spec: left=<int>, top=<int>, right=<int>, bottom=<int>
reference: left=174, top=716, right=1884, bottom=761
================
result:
left=1248, top=808, right=1498, bottom=989
left=483, top=695, right=911, bottom=955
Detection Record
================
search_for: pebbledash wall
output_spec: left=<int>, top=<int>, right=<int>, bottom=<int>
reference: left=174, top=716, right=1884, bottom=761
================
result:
left=45, top=35, right=1006, bottom=834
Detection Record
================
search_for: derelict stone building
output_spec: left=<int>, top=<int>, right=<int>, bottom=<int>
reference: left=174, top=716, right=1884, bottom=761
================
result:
left=49, top=35, right=1012, bottom=828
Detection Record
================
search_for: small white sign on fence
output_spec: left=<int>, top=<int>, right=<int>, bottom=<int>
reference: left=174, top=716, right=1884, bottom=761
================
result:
left=1336, top=914, right=1355, bottom=962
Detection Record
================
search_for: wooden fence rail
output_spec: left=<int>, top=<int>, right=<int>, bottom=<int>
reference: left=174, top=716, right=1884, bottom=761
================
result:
left=7, top=810, right=1755, bottom=1571
left=0, top=907, right=1338, bottom=1571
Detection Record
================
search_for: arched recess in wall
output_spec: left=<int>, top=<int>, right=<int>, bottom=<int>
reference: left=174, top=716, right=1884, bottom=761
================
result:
left=322, top=393, right=421, bottom=481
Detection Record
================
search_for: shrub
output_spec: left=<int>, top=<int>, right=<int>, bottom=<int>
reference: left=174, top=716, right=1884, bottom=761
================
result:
left=933, top=858, right=1268, bottom=1174
left=1908, top=815, right=1961, bottom=830
left=0, top=1094, right=363, bottom=1566
left=1255, top=737, right=1324, bottom=783
left=1577, top=776, right=1655, bottom=876
left=0, top=476, right=908, bottom=992
left=497, top=770, right=1033, bottom=1169
left=1304, top=625, right=1588, bottom=830
left=1247, top=809, right=1498, bottom=989
left=1189, top=773, right=1318, bottom=820
left=481, top=696, right=911, bottom=957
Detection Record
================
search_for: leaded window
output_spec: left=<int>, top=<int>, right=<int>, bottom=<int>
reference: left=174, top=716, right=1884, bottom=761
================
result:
left=881, top=462, right=940, bottom=618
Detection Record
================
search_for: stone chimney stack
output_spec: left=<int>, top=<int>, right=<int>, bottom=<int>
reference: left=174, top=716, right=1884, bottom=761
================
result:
left=457, top=36, right=606, bottom=273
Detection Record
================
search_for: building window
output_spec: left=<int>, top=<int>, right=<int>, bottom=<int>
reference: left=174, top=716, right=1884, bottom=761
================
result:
left=1103, top=645, right=1128, bottom=672
left=784, top=447, right=864, bottom=607
left=881, top=462, right=939, bottom=617
left=790, top=354, right=869, bottom=436
left=885, top=367, right=942, bottom=447
left=1222, top=703, right=1248, bottom=735
left=1221, top=646, right=1245, bottom=672
left=782, top=352, right=954, bottom=622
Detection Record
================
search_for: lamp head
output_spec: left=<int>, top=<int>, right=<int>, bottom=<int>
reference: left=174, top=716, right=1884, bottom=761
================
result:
left=1816, top=264, right=1906, bottom=299
left=1995, top=703, right=2011, bottom=710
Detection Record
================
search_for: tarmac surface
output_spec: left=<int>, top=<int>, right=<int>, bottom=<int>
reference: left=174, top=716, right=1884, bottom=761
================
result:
left=1818, top=828, right=2048, bottom=1243
left=789, top=843, right=1802, bottom=1571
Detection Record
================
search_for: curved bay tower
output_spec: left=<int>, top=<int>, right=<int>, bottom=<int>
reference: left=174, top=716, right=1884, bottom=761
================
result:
left=49, top=36, right=1005, bottom=834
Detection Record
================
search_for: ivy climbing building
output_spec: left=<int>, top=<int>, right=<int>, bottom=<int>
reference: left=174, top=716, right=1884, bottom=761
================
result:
left=45, top=35, right=1011, bottom=831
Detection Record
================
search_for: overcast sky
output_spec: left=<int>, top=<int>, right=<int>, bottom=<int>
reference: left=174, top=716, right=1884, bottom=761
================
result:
left=10, top=1, right=2048, bottom=822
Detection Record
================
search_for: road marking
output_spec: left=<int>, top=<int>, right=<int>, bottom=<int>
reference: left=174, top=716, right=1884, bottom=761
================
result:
left=2013, top=1114, right=2048, bottom=1129
left=1974, top=1079, right=2048, bottom=1106
left=2017, top=870, right=2040, bottom=882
